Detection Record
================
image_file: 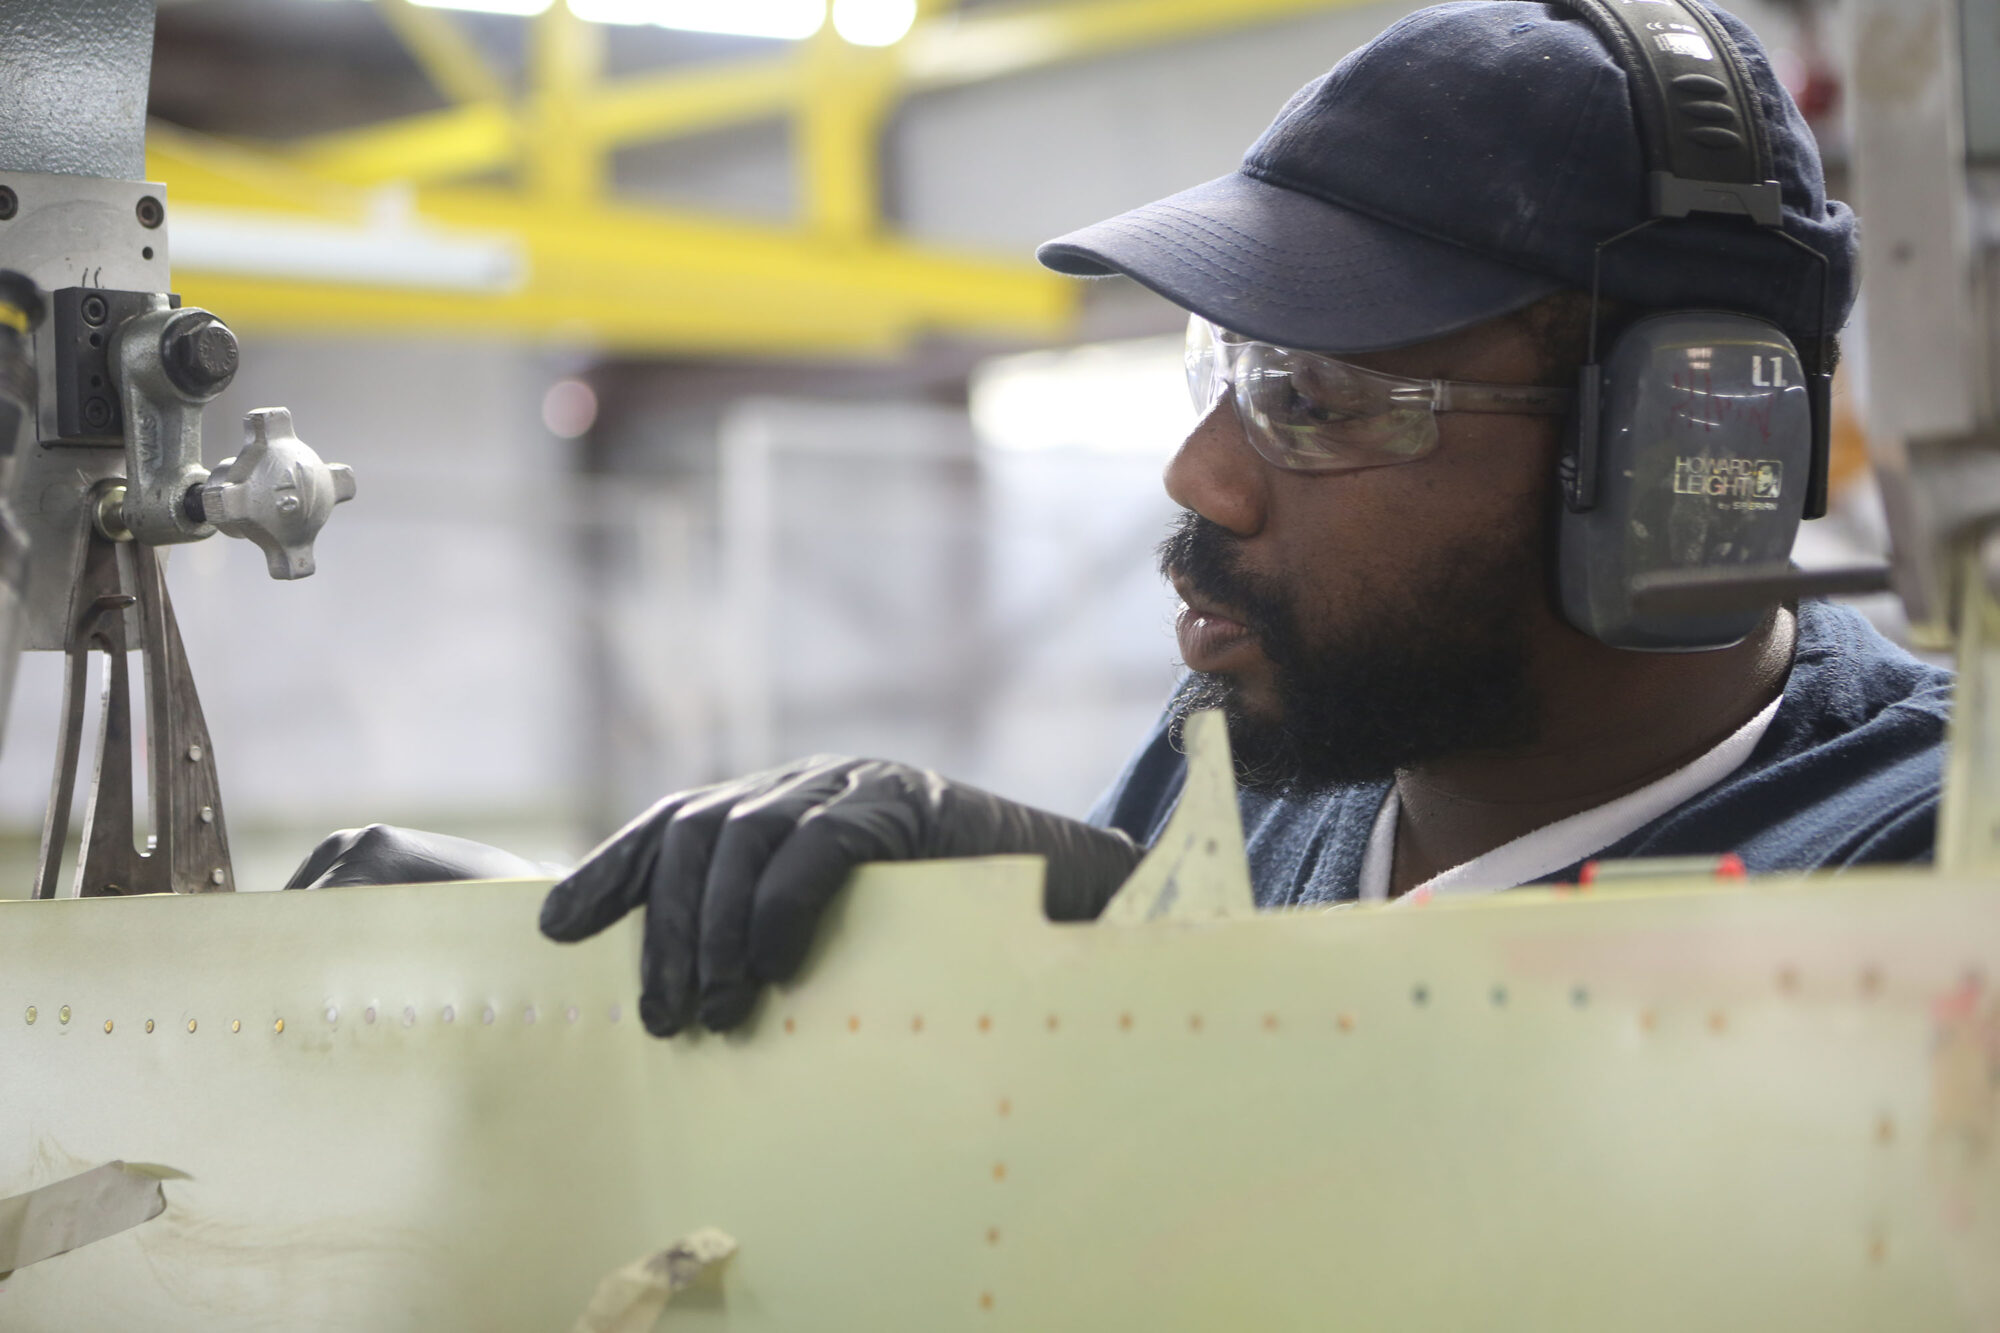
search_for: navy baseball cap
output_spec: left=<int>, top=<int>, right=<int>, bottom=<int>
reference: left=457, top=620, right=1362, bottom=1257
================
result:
left=1037, top=1, right=1856, bottom=354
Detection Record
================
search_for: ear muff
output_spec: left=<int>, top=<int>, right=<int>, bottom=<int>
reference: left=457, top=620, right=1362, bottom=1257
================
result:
left=1557, top=312, right=1814, bottom=649
left=1541, top=0, right=1834, bottom=650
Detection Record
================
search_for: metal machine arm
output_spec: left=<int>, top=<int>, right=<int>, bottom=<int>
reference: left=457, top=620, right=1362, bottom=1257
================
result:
left=0, top=0, right=356, bottom=898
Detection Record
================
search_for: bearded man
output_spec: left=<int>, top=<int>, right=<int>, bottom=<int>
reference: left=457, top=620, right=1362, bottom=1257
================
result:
left=296, top=0, right=1950, bottom=1038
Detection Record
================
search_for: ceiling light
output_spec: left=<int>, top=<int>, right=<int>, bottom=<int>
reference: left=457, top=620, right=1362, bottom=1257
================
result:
left=170, top=207, right=527, bottom=294
left=971, top=336, right=1192, bottom=457
left=542, top=379, right=600, bottom=438
left=338, top=0, right=835, bottom=38
left=566, top=0, right=827, bottom=39
left=831, top=0, right=916, bottom=46
left=403, top=0, right=554, bottom=14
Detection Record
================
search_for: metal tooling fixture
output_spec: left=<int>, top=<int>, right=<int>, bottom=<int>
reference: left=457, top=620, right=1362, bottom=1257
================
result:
left=1843, top=0, right=2000, bottom=871
left=0, top=0, right=355, bottom=899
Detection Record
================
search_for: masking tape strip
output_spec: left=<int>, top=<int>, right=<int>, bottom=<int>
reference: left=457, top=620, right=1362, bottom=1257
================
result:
left=568, top=1228, right=737, bottom=1333
left=0, top=1161, right=183, bottom=1278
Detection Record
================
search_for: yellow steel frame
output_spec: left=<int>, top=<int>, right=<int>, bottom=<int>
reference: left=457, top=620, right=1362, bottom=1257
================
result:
left=150, top=0, right=1376, bottom=357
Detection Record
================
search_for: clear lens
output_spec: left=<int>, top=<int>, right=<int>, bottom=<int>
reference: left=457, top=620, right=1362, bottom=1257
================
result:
left=1184, top=316, right=1224, bottom=413
left=1184, top=316, right=1440, bottom=472
left=1236, top=348, right=1438, bottom=469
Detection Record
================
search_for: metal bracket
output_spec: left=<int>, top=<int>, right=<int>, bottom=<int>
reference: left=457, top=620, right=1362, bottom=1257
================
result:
left=108, top=298, right=227, bottom=547
left=48, top=286, right=159, bottom=445
left=33, top=505, right=231, bottom=898
left=1648, top=172, right=1785, bottom=226
left=1884, top=429, right=2000, bottom=649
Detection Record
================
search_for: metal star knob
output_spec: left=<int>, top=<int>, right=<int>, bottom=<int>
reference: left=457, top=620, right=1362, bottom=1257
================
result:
left=200, top=407, right=356, bottom=580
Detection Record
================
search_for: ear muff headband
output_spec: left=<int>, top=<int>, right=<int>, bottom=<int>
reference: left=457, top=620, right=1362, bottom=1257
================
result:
left=1546, top=0, right=1836, bottom=522
left=1547, top=0, right=1781, bottom=224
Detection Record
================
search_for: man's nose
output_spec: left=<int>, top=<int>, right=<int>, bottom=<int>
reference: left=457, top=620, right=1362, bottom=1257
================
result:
left=1164, top=395, right=1269, bottom=538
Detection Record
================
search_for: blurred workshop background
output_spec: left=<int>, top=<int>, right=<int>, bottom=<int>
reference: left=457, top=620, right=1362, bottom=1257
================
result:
left=0, top=0, right=1899, bottom=889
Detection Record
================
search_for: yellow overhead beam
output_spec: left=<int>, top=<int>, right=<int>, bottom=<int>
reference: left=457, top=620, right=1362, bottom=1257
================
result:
left=413, top=183, right=1072, bottom=338
left=376, top=0, right=509, bottom=107
left=147, top=122, right=368, bottom=220
left=171, top=270, right=915, bottom=359
left=159, top=0, right=1375, bottom=356
left=291, top=103, right=516, bottom=189
left=577, top=56, right=800, bottom=150
left=796, top=38, right=899, bottom=241
left=148, top=132, right=1075, bottom=358
left=283, top=0, right=1379, bottom=188
left=525, top=2, right=605, bottom=202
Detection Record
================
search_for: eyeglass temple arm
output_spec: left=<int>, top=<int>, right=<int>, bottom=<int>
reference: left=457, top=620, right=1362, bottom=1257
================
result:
left=1428, top=382, right=1576, bottom=415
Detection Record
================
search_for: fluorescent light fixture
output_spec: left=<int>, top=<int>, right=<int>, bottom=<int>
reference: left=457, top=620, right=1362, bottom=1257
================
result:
left=404, top=0, right=553, bottom=13
left=169, top=207, right=527, bottom=294
left=566, top=0, right=826, bottom=39
left=335, top=0, right=845, bottom=40
left=831, top=0, right=916, bottom=46
left=971, top=336, right=1193, bottom=457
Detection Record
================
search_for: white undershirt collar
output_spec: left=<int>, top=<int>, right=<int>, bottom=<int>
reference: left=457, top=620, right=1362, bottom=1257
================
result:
left=1356, top=691, right=1783, bottom=904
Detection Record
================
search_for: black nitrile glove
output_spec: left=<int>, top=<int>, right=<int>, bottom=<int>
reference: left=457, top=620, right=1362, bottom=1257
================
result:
left=285, top=824, right=565, bottom=890
left=537, top=757, right=1144, bottom=1037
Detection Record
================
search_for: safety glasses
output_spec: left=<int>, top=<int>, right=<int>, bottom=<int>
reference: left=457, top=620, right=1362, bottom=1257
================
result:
left=1184, top=316, right=1575, bottom=473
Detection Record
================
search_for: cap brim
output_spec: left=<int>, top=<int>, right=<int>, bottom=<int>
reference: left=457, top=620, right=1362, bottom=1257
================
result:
left=1037, top=172, right=1564, bottom=354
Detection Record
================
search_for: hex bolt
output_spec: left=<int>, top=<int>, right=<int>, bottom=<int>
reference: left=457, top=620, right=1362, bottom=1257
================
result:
left=209, top=868, right=226, bottom=886
left=80, top=294, right=109, bottom=326
left=136, top=195, right=164, bottom=229
left=187, top=743, right=204, bottom=762
left=0, top=185, right=17, bottom=221
left=164, top=317, right=238, bottom=395
left=199, top=805, right=214, bottom=824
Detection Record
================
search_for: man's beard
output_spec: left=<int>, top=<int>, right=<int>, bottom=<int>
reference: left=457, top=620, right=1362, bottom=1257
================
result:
left=1159, top=511, right=1542, bottom=794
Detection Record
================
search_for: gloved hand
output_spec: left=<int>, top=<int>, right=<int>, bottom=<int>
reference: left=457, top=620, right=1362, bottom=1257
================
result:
left=285, top=824, right=565, bottom=890
left=537, top=757, right=1144, bottom=1037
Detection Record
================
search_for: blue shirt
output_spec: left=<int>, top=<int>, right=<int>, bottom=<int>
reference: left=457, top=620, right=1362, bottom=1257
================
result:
left=1089, top=601, right=1953, bottom=908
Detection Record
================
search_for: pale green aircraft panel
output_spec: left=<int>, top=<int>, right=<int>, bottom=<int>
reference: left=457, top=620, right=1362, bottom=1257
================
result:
left=2, top=870, right=1996, bottom=1328
left=0, top=717, right=1996, bottom=1328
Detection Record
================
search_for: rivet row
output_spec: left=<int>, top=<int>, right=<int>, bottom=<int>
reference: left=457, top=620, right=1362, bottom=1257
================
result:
left=20, top=1003, right=623, bottom=1033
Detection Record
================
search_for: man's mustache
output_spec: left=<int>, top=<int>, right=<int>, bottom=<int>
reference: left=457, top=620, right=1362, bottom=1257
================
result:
left=1158, top=511, right=1283, bottom=640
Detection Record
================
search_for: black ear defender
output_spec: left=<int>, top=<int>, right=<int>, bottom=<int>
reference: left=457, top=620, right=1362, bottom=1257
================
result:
left=1548, top=0, right=1834, bottom=651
